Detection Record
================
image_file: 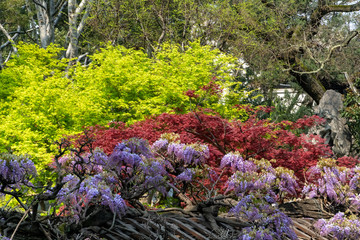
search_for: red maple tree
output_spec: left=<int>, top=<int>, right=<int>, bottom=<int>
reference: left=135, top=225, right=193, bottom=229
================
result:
left=86, top=106, right=344, bottom=183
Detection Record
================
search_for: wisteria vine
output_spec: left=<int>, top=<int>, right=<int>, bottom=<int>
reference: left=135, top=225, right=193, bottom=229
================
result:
left=1, top=134, right=360, bottom=240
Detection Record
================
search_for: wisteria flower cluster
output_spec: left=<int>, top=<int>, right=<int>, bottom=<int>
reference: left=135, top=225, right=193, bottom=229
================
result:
left=315, top=212, right=360, bottom=239
left=0, top=153, right=37, bottom=193
left=56, top=138, right=171, bottom=219
left=58, top=148, right=107, bottom=175
left=222, top=154, right=298, bottom=200
left=0, top=134, right=215, bottom=227
left=54, top=135, right=214, bottom=220
left=302, top=158, right=360, bottom=208
left=221, top=153, right=298, bottom=239
left=238, top=207, right=297, bottom=240
left=57, top=173, right=127, bottom=221
left=299, top=158, right=360, bottom=239
left=108, top=139, right=169, bottom=197
left=152, top=133, right=210, bottom=182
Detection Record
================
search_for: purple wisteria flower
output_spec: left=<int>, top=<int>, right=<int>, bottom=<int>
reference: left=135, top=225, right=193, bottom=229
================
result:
left=229, top=195, right=254, bottom=216
left=264, top=195, right=276, bottom=204
left=231, top=195, right=296, bottom=240
left=123, top=138, right=153, bottom=158
left=183, top=146, right=198, bottom=164
left=232, top=179, right=254, bottom=194
left=142, top=160, right=168, bottom=195
left=349, top=194, right=360, bottom=209
left=220, top=152, right=257, bottom=173
left=152, top=139, right=169, bottom=152
left=254, top=173, right=276, bottom=190
left=102, top=191, right=127, bottom=216
left=223, top=157, right=298, bottom=201
left=302, top=165, right=359, bottom=206
left=315, top=212, right=360, bottom=239
left=167, top=143, right=185, bottom=159
left=92, top=149, right=108, bottom=165
left=167, top=142, right=209, bottom=166
left=142, top=160, right=167, bottom=176
left=57, top=172, right=128, bottom=219
left=0, top=154, right=37, bottom=191
left=278, top=173, right=298, bottom=196
left=58, top=149, right=107, bottom=174
left=349, top=175, right=359, bottom=191
left=112, top=194, right=127, bottom=216
left=107, top=142, right=143, bottom=175
left=222, top=156, right=299, bottom=239
left=57, top=174, right=80, bottom=205
left=176, top=169, right=194, bottom=182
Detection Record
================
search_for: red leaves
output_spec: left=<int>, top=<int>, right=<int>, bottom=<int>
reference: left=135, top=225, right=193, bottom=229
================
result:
left=337, top=156, right=360, bottom=168
left=88, top=108, right=333, bottom=183
left=184, top=90, right=199, bottom=99
left=200, top=81, right=222, bottom=96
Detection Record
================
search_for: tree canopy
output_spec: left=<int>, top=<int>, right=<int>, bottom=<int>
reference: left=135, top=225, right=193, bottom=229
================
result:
left=1, top=0, right=359, bottom=102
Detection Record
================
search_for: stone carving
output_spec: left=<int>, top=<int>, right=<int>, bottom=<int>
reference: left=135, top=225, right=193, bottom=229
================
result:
left=312, top=90, right=353, bottom=157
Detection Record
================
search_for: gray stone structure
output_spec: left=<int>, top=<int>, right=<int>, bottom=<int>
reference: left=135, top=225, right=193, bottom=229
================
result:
left=312, top=90, right=353, bottom=157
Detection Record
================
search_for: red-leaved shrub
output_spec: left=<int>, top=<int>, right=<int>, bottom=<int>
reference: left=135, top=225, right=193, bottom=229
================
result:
left=87, top=107, right=336, bottom=183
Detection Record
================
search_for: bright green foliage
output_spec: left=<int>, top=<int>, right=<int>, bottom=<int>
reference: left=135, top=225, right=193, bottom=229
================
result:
left=0, top=43, right=108, bottom=167
left=0, top=41, right=244, bottom=166
left=74, top=41, right=240, bottom=123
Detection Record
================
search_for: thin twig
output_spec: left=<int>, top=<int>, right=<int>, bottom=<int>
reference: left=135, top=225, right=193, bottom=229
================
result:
left=344, top=72, right=360, bottom=96
left=39, top=223, right=52, bottom=240
left=108, top=211, right=117, bottom=230
left=10, top=207, right=31, bottom=240
left=1, top=196, right=14, bottom=210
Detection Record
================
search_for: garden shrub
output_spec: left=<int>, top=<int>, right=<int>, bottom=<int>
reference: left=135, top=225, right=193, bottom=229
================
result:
left=88, top=107, right=333, bottom=182
left=0, top=41, right=243, bottom=167
left=302, top=158, right=360, bottom=239
left=0, top=43, right=110, bottom=166
left=221, top=154, right=298, bottom=239
left=72, top=41, right=244, bottom=123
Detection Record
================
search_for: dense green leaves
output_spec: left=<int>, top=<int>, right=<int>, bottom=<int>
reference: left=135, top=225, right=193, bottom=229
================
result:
left=0, top=41, right=242, bottom=166
left=0, top=44, right=107, bottom=166
left=75, top=41, right=239, bottom=123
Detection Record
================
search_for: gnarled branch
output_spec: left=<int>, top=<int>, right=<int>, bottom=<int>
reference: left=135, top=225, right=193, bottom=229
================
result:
left=0, top=23, right=18, bottom=54
left=286, top=31, right=359, bottom=75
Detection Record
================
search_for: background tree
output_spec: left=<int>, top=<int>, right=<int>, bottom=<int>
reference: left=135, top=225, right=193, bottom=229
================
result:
left=81, top=0, right=360, bottom=103
left=220, top=0, right=360, bottom=103
left=0, top=0, right=92, bottom=59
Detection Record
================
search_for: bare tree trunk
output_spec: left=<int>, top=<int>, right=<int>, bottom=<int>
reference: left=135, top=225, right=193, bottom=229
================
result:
left=292, top=73, right=326, bottom=104
left=67, top=0, right=78, bottom=58
left=66, top=0, right=91, bottom=59
left=33, top=0, right=55, bottom=48
left=31, top=0, right=67, bottom=48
